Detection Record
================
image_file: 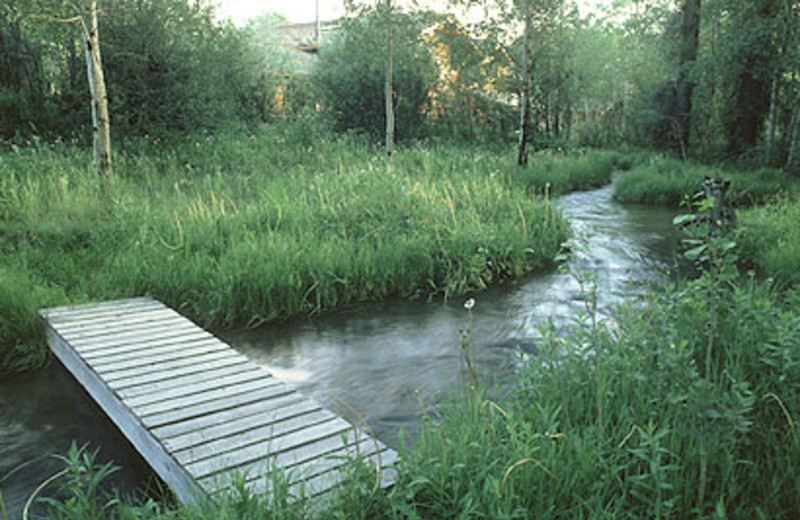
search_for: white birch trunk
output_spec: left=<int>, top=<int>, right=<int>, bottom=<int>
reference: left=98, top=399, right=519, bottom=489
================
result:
left=517, top=2, right=531, bottom=166
left=385, top=0, right=395, bottom=160
left=82, top=1, right=112, bottom=183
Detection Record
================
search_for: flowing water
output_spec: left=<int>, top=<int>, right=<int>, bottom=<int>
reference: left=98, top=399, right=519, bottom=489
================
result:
left=0, top=182, right=679, bottom=516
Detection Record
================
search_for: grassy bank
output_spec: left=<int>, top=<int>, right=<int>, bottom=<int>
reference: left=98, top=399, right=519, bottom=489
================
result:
left=0, top=126, right=625, bottom=373
left=737, top=198, right=800, bottom=288
left=613, top=156, right=800, bottom=207
left=32, top=272, right=800, bottom=519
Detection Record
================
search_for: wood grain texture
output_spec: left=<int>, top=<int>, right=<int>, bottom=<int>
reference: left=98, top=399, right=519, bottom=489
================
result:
left=41, top=297, right=397, bottom=504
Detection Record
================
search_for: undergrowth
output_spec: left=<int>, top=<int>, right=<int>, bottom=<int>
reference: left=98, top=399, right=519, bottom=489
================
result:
left=614, top=156, right=800, bottom=207
left=0, top=124, right=625, bottom=373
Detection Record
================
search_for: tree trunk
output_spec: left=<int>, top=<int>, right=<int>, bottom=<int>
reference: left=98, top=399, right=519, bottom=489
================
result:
left=676, top=0, right=701, bottom=154
left=384, top=0, right=395, bottom=160
left=765, top=71, right=779, bottom=164
left=82, top=1, right=112, bottom=183
left=517, top=2, right=531, bottom=166
left=787, top=89, right=800, bottom=170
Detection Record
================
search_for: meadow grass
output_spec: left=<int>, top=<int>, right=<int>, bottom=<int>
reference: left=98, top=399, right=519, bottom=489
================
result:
left=0, top=125, right=624, bottom=373
left=34, top=273, right=800, bottom=519
left=613, top=156, right=800, bottom=207
left=737, top=198, right=800, bottom=288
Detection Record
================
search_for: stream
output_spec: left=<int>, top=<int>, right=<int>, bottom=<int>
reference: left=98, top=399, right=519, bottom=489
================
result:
left=0, top=182, right=680, bottom=517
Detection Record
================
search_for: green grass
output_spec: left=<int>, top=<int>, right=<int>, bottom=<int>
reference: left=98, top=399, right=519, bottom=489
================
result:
left=0, top=124, right=625, bottom=373
left=737, top=198, right=800, bottom=288
left=34, top=272, right=800, bottom=519
left=613, top=156, right=800, bottom=207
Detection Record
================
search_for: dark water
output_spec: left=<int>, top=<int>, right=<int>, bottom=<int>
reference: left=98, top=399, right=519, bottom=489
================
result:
left=220, top=183, right=681, bottom=447
left=0, top=182, right=679, bottom=517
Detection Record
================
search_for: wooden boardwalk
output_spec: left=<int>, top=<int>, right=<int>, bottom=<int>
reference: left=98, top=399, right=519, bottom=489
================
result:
left=40, top=297, right=397, bottom=504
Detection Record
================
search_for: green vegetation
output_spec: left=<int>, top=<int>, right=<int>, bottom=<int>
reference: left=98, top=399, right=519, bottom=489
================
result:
left=614, top=157, right=800, bottom=207
left=0, top=127, right=627, bottom=373
left=738, top=198, right=800, bottom=288
left=30, top=268, right=800, bottom=519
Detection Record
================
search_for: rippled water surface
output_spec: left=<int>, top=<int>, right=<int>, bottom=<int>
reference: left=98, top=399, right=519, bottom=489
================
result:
left=0, top=183, right=679, bottom=517
left=221, top=183, right=680, bottom=447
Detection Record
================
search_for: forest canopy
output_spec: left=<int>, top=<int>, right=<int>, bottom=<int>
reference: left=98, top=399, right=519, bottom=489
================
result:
left=0, top=0, right=798, bottom=168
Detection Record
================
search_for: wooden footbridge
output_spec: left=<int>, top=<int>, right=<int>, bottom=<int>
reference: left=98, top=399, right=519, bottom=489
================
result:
left=40, top=297, right=397, bottom=504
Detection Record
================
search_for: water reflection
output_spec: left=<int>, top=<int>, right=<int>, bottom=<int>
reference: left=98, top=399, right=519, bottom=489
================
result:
left=222, top=184, right=680, bottom=448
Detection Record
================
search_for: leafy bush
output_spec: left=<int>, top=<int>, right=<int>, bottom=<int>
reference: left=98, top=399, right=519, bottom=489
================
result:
left=311, top=7, right=437, bottom=140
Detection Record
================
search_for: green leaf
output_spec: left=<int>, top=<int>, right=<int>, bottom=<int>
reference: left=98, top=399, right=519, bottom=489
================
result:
left=684, top=245, right=707, bottom=261
left=672, top=214, right=695, bottom=226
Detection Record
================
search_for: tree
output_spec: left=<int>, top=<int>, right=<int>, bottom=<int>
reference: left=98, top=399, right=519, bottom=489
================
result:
left=312, top=6, right=436, bottom=141
left=675, top=0, right=700, bottom=156
left=517, top=0, right=532, bottom=165
left=80, top=0, right=112, bottom=182
left=385, top=0, right=395, bottom=159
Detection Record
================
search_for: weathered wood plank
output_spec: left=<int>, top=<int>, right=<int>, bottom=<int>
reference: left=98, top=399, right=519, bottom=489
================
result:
left=293, top=448, right=398, bottom=498
left=134, top=378, right=281, bottom=418
left=41, top=297, right=399, bottom=503
left=41, top=321, right=203, bottom=504
left=124, top=367, right=268, bottom=408
left=59, top=315, right=189, bottom=342
left=44, top=298, right=162, bottom=322
left=72, top=323, right=209, bottom=352
left=102, top=350, right=243, bottom=382
left=54, top=308, right=180, bottom=333
left=117, top=363, right=262, bottom=401
left=80, top=331, right=214, bottom=360
left=109, top=356, right=251, bottom=391
left=151, top=393, right=308, bottom=441
left=142, top=383, right=296, bottom=429
left=213, top=436, right=384, bottom=498
left=188, top=419, right=355, bottom=480
left=163, top=400, right=322, bottom=453
left=85, top=336, right=223, bottom=366
left=90, top=341, right=231, bottom=373
left=197, top=427, right=363, bottom=493
left=172, top=409, right=335, bottom=465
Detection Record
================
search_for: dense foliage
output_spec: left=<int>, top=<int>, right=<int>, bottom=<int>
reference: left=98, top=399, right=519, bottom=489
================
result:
left=311, top=7, right=437, bottom=140
left=0, top=126, right=627, bottom=374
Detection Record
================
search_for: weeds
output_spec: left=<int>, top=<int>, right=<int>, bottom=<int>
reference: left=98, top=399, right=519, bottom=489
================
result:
left=0, top=126, right=626, bottom=373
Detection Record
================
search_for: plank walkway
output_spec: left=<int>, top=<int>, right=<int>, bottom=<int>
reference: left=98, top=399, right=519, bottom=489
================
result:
left=40, top=297, right=397, bottom=504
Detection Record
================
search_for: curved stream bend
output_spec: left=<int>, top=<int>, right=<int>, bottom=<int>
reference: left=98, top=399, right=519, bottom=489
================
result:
left=0, top=182, right=679, bottom=516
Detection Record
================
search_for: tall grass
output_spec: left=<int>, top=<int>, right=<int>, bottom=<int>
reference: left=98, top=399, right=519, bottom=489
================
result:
left=36, top=272, right=800, bottom=519
left=0, top=125, right=625, bottom=372
left=737, top=198, right=800, bottom=287
left=614, top=156, right=800, bottom=207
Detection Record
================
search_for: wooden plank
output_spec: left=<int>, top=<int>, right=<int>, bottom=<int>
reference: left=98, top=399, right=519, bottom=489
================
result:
left=188, top=419, right=355, bottom=480
left=163, top=400, right=322, bottom=453
left=90, top=341, right=231, bottom=373
left=293, top=448, right=398, bottom=498
left=151, top=393, right=308, bottom=440
left=134, top=378, right=281, bottom=418
left=71, top=323, right=209, bottom=352
left=142, top=383, right=297, bottom=429
left=124, top=367, right=268, bottom=408
left=216, top=436, right=383, bottom=497
left=41, top=297, right=400, bottom=505
left=173, top=409, right=334, bottom=465
left=53, top=308, right=181, bottom=334
left=79, top=331, right=214, bottom=360
left=117, top=363, right=262, bottom=401
left=44, top=298, right=162, bottom=322
left=41, top=321, right=203, bottom=504
left=59, top=315, right=189, bottom=342
left=102, top=350, right=243, bottom=383
left=84, top=336, right=223, bottom=366
left=108, top=356, right=251, bottom=392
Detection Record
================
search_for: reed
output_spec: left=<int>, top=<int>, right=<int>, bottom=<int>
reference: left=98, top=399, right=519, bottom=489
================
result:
left=1, top=125, right=625, bottom=373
